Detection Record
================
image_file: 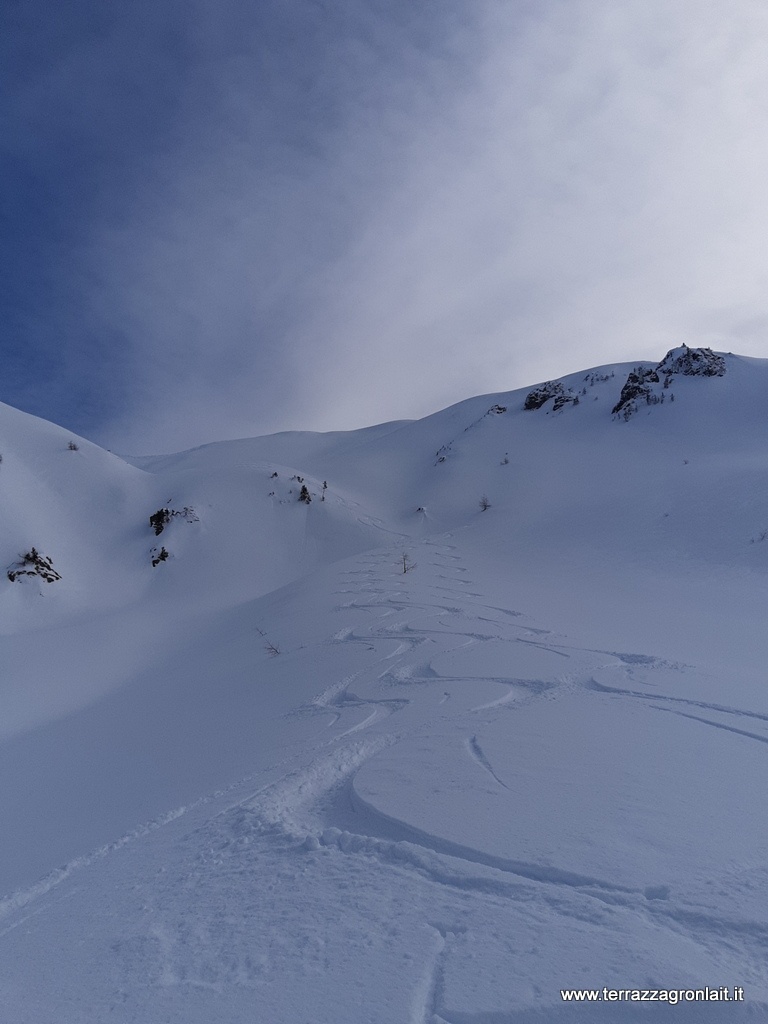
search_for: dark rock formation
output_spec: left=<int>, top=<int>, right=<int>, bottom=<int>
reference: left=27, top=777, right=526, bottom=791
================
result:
left=7, top=548, right=61, bottom=583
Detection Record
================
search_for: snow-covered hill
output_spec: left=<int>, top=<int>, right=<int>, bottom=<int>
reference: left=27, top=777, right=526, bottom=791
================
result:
left=1, top=347, right=767, bottom=1021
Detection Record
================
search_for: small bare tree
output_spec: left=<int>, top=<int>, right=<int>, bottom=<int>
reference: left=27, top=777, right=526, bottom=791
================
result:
left=401, top=552, right=416, bottom=574
left=256, top=625, right=280, bottom=656
left=479, top=494, right=491, bottom=511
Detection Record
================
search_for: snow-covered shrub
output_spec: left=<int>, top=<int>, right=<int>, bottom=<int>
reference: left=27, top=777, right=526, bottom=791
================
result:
left=584, top=371, right=614, bottom=386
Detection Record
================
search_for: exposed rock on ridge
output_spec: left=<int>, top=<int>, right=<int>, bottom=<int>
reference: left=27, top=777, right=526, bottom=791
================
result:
left=612, top=346, right=726, bottom=419
left=7, top=548, right=61, bottom=583
left=523, top=381, right=578, bottom=411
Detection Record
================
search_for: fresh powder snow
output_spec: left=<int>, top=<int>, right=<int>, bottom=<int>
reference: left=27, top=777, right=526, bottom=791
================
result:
left=1, top=347, right=767, bottom=1021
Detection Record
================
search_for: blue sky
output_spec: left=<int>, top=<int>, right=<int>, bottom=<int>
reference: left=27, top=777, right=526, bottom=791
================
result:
left=4, top=1, right=768, bottom=453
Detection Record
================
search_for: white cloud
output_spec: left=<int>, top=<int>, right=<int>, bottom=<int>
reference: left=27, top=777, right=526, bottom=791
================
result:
left=89, top=1, right=768, bottom=451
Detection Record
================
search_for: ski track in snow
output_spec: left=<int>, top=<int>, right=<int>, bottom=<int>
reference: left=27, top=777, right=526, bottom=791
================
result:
left=470, top=684, right=523, bottom=712
left=4, top=538, right=768, bottom=1020
left=411, top=926, right=447, bottom=1024
left=587, top=675, right=768, bottom=726
left=250, top=543, right=762, bottom=1004
left=658, top=707, right=768, bottom=746
left=245, top=543, right=768, bottom=1015
left=465, top=735, right=510, bottom=789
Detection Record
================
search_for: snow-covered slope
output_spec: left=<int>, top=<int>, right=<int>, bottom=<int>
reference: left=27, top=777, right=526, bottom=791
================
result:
left=1, top=347, right=767, bottom=1021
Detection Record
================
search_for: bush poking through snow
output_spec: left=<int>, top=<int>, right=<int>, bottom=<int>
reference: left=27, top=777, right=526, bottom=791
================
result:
left=150, top=546, right=169, bottom=567
left=584, top=371, right=614, bottom=385
left=149, top=506, right=199, bottom=535
left=256, top=626, right=280, bottom=656
left=479, top=495, right=492, bottom=511
left=67, top=441, right=79, bottom=451
left=7, top=548, right=61, bottom=583
left=150, top=509, right=171, bottom=535
left=299, top=485, right=311, bottom=504
left=401, top=552, right=416, bottom=574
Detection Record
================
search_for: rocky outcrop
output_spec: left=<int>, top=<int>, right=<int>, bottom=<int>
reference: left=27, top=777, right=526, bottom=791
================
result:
left=656, top=346, right=726, bottom=378
left=612, top=346, right=726, bottom=419
left=524, top=381, right=577, bottom=411
left=611, top=368, right=660, bottom=416
left=7, top=548, right=61, bottom=583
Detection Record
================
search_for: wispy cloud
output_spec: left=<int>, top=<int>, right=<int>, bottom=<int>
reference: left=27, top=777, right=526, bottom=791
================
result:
left=5, top=1, right=768, bottom=452
left=294, top=0, right=768, bottom=430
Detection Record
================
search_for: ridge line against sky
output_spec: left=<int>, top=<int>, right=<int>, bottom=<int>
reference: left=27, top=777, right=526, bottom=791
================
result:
left=3, top=0, right=768, bottom=454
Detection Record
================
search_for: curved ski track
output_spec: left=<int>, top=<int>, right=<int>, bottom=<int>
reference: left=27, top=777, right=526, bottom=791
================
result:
left=2, top=537, right=767, bottom=1022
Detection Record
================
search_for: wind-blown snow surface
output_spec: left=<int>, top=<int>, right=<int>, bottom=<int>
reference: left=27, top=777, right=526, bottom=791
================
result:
left=2, top=350, right=768, bottom=1021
